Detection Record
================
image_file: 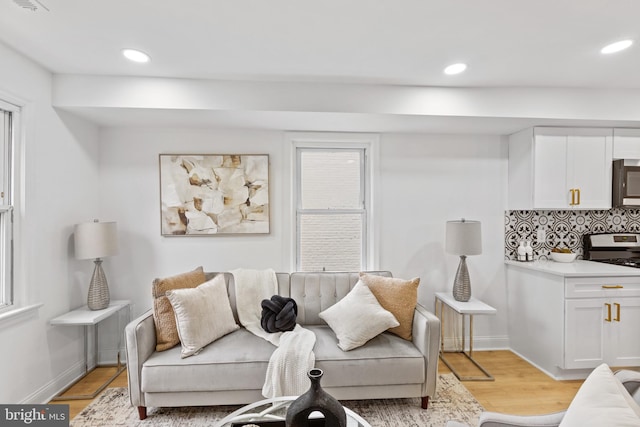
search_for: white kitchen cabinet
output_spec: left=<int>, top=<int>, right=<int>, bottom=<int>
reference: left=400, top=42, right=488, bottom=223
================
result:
left=613, top=128, right=640, bottom=160
left=506, top=262, right=640, bottom=379
left=508, top=127, right=613, bottom=210
left=565, top=297, right=640, bottom=369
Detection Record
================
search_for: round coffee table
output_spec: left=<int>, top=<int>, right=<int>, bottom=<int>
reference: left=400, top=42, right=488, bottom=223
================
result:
left=214, top=396, right=371, bottom=427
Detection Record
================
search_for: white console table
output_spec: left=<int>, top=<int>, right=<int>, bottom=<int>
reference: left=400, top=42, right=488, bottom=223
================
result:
left=50, top=300, right=130, bottom=399
left=435, top=292, right=496, bottom=381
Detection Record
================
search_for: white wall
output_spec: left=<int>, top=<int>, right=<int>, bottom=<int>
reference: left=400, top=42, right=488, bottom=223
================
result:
left=378, top=133, right=509, bottom=348
left=0, top=41, right=101, bottom=403
left=99, top=128, right=291, bottom=319
left=100, top=129, right=509, bottom=349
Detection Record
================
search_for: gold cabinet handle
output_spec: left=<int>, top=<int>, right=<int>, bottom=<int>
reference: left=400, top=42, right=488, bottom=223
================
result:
left=614, top=303, right=621, bottom=322
left=576, top=188, right=580, bottom=205
left=570, top=189, right=575, bottom=206
left=602, top=285, right=624, bottom=289
left=605, top=303, right=612, bottom=322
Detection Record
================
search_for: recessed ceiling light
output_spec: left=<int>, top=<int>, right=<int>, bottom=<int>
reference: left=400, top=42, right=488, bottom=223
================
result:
left=600, top=39, right=633, bottom=54
left=444, top=63, right=467, bottom=75
left=122, top=48, right=151, bottom=63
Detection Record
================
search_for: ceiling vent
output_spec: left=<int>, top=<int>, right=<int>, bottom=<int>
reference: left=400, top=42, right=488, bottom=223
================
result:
left=12, top=0, right=49, bottom=11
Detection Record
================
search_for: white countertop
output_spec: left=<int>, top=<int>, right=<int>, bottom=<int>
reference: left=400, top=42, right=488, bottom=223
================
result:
left=505, top=260, right=640, bottom=277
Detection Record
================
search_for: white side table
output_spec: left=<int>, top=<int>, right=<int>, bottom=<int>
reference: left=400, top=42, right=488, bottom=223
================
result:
left=434, top=292, right=496, bottom=381
left=50, top=300, right=131, bottom=399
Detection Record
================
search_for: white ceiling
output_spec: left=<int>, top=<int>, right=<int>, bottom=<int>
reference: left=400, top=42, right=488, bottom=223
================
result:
left=1, top=0, right=639, bottom=133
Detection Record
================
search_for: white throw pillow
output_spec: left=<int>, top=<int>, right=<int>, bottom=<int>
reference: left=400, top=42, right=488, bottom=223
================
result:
left=166, top=274, right=239, bottom=358
left=319, top=281, right=399, bottom=351
left=559, top=363, right=640, bottom=427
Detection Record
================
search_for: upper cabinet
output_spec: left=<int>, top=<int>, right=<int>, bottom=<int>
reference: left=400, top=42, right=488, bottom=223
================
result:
left=613, top=128, right=640, bottom=160
left=508, top=127, right=613, bottom=210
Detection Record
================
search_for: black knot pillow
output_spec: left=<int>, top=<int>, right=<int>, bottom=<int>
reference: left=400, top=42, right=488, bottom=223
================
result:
left=260, top=295, right=298, bottom=333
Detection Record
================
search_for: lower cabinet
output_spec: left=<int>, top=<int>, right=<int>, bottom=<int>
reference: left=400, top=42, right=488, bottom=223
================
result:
left=565, top=297, right=640, bottom=369
left=507, top=265, right=640, bottom=379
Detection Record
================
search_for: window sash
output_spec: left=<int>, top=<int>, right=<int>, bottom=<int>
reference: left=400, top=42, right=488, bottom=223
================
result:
left=0, top=104, right=15, bottom=310
left=0, top=206, right=12, bottom=308
left=298, top=148, right=364, bottom=210
left=297, top=211, right=366, bottom=271
left=0, top=110, right=8, bottom=205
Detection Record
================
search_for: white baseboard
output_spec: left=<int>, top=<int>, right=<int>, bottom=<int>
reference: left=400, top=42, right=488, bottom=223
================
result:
left=24, top=345, right=127, bottom=404
left=23, top=360, right=85, bottom=404
left=509, top=348, right=591, bottom=380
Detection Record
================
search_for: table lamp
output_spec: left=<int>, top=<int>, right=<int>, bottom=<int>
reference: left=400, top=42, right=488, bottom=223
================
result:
left=74, top=220, right=118, bottom=310
left=446, top=219, right=482, bottom=302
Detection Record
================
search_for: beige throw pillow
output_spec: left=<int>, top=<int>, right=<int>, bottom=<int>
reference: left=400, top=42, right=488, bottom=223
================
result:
left=319, top=281, right=399, bottom=351
left=152, top=266, right=207, bottom=351
left=359, top=273, right=420, bottom=340
left=166, top=274, right=239, bottom=358
left=559, top=363, right=640, bottom=427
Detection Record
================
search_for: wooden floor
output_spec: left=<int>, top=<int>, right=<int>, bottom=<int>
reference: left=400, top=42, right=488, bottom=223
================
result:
left=51, top=366, right=129, bottom=419
left=438, top=350, right=583, bottom=415
left=53, top=350, right=583, bottom=420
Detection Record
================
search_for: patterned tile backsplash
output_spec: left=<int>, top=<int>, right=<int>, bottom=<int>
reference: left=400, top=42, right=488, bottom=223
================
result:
left=505, top=209, right=640, bottom=260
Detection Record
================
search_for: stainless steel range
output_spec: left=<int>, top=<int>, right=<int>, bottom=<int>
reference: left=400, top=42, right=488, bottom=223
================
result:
left=583, top=233, right=640, bottom=267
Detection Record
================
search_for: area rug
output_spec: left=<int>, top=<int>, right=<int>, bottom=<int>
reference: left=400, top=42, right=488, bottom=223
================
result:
left=71, top=373, right=482, bottom=427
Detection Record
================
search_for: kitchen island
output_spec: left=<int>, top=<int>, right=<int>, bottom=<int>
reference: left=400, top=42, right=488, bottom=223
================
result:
left=506, top=259, right=640, bottom=379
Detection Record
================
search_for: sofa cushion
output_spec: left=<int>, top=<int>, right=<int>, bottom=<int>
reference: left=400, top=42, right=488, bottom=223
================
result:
left=309, top=325, right=425, bottom=388
left=141, top=328, right=276, bottom=393
left=559, top=363, right=640, bottom=427
left=166, top=274, right=239, bottom=358
left=152, top=266, right=207, bottom=351
left=359, top=272, right=420, bottom=340
left=141, top=324, right=425, bottom=394
left=319, top=281, right=399, bottom=351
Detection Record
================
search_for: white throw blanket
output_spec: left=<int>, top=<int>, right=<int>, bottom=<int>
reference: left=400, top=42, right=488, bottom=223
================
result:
left=231, top=268, right=316, bottom=397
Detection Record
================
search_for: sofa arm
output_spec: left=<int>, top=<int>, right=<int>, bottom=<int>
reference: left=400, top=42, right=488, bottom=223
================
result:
left=615, top=369, right=640, bottom=403
left=446, top=411, right=566, bottom=427
left=412, top=303, right=441, bottom=401
left=125, top=309, right=156, bottom=408
left=476, top=411, right=566, bottom=427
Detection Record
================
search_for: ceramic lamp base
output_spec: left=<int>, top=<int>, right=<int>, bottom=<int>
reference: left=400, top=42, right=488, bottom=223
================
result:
left=452, top=255, right=471, bottom=302
left=88, top=259, right=110, bottom=310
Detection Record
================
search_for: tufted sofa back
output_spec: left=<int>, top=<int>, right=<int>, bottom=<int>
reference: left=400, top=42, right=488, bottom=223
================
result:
left=290, top=271, right=392, bottom=325
left=207, top=271, right=392, bottom=326
left=205, top=272, right=290, bottom=324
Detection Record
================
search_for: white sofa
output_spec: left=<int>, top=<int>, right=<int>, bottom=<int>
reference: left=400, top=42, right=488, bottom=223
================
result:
left=125, top=271, right=441, bottom=420
left=447, top=366, right=640, bottom=427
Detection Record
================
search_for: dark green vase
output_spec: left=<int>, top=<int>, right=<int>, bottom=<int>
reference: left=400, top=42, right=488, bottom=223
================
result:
left=285, top=369, right=347, bottom=427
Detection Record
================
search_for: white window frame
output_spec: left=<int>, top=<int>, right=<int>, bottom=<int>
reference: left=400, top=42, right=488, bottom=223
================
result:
left=289, top=132, right=379, bottom=272
left=0, top=99, right=16, bottom=313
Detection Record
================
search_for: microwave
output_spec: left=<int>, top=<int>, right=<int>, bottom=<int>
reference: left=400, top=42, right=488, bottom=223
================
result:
left=613, top=159, right=640, bottom=207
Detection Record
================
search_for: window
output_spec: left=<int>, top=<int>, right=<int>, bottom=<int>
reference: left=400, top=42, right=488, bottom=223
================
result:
left=293, top=134, right=377, bottom=272
left=0, top=102, right=15, bottom=311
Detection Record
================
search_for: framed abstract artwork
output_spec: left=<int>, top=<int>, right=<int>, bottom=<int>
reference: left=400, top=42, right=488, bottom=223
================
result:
left=159, top=154, right=269, bottom=235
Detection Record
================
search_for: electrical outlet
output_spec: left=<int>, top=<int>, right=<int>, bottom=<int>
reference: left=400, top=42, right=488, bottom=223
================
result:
left=537, top=228, right=546, bottom=242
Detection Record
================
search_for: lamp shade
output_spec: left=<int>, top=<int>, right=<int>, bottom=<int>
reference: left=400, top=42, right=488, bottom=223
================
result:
left=74, top=220, right=119, bottom=260
left=446, top=219, right=482, bottom=256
